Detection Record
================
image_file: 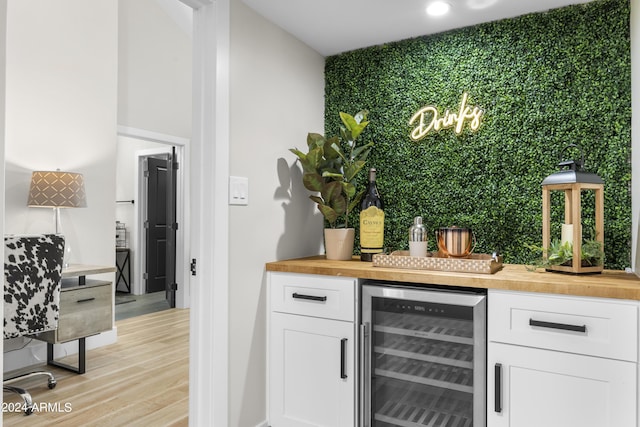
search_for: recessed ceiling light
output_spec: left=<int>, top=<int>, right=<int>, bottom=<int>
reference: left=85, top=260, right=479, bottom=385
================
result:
left=426, top=1, right=451, bottom=17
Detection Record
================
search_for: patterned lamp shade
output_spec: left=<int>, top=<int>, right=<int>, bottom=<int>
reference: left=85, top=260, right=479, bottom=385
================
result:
left=27, top=170, right=87, bottom=208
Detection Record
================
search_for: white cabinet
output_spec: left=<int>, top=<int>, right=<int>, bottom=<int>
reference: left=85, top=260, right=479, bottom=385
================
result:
left=487, top=290, right=638, bottom=427
left=489, top=342, right=635, bottom=427
left=268, top=272, right=357, bottom=427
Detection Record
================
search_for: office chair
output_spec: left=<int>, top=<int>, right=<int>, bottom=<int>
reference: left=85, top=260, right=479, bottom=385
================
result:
left=3, top=234, right=65, bottom=415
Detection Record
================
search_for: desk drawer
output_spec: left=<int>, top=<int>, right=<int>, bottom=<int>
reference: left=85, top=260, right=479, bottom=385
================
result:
left=55, top=283, right=112, bottom=343
left=489, top=290, right=638, bottom=362
left=270, top=273, right=356, bottom=321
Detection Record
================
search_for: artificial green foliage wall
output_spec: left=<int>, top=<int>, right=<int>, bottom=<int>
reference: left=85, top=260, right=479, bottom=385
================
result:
left=324, top=0, right=631, bottom=269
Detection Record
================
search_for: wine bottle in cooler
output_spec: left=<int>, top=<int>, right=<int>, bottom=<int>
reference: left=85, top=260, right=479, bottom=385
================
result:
left=360, top=168, right=384, bottom=261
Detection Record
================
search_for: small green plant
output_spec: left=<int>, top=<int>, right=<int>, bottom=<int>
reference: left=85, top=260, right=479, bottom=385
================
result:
left=526, top=238, right=604, bottom=271
left=290, top=111, right=374, bottom=228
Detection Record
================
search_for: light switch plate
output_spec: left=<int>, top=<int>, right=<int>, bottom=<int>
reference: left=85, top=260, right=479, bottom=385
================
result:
left=229, top=176, right=249, bottom=205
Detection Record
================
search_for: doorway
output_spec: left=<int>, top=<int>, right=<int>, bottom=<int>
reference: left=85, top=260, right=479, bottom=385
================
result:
left=116, top=127, right=190, bottom=312
left=114, top=150, right=176, bottom=320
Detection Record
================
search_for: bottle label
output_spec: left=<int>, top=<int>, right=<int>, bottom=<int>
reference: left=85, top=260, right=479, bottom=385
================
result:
left=360, top=206, right=385, bottom=254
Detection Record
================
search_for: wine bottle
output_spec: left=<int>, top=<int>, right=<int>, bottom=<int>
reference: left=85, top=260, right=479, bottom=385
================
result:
left=360, top=168, right=385, bottom=261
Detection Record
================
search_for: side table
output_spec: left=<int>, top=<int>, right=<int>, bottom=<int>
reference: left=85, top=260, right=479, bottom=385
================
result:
left=115, top=248, right=131, bottom=293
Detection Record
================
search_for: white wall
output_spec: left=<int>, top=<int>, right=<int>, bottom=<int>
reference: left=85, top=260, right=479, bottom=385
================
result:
left=3, top=0, right=118, bottom=368
left=5, top=0, right=117, bottom=268
left=118, top=0, right=192, bottom=138
left=228, top=0, right=325, bottom=425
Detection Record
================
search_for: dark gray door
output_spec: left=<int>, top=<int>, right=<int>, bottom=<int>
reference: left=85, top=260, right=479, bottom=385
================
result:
left=145, top=153, right=178, bottom=308
left=146, top=157, right=168, bottom=294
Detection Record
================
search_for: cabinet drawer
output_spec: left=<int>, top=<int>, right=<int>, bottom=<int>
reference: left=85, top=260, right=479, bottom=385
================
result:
left=270, top=273, right=356, bottom=322
left=53, top=283, right=112, bottom=343
left=489, top=290, right=638, bottom=362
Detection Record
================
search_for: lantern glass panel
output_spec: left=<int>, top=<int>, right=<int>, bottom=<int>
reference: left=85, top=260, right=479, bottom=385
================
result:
left=549, top=191, right=565, bottom=240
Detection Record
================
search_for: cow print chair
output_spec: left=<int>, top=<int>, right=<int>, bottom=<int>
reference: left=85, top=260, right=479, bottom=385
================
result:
left=3, top=234, right=65, bottom=415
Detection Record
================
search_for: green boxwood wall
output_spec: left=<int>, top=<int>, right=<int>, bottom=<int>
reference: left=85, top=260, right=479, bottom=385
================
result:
left=324, top=0, right=631, bottom=269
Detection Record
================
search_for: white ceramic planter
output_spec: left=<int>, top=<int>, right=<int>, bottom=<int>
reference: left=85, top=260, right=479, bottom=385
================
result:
left=324, top=228, right=355, bottom=260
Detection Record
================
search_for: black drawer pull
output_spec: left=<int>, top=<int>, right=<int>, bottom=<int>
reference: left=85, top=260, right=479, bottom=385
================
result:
left=340, top=338, right=348, bottom=379
left=292, top=293, right=327, bottom=302
left=529, top=318, right=587, bottom=333
left=76, top=297, right=95, bottom=303
left=495, top=363, right=502, bottom=413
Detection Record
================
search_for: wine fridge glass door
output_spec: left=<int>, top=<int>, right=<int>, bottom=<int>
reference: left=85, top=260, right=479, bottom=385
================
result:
left=360, top=284, right=486, bottom=427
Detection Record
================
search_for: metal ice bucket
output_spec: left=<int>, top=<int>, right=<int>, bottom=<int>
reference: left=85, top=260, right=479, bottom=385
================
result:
left=435, top=226, right=476, bottom=258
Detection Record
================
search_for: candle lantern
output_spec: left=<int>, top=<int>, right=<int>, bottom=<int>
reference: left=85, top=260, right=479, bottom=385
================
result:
left=541, top=144, right=604, bottom=274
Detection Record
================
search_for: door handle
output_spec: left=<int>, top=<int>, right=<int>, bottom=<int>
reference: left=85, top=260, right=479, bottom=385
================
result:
left=76, top=297, right=95, bottom=303
left=292, top=293, right=327, bottom=302
left=529, top=318, right=587, bottom=333
left=340, top=338, right=348, bottom=379
left=495, top=363, right=502, bottom=413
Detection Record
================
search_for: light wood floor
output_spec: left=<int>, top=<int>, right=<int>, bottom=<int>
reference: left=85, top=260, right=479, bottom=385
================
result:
left=3, top=308, right=189, bottom=426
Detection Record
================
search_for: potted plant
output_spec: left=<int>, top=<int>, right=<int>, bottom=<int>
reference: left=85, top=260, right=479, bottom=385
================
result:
left=289, top=110, right=374, bottom=260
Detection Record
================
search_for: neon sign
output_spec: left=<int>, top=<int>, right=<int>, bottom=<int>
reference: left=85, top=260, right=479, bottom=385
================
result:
left=409, top=92, right=483, bottom=140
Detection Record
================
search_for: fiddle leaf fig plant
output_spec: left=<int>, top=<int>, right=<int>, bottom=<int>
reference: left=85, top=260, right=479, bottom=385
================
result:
left=290, top=110, right=374, bottom=228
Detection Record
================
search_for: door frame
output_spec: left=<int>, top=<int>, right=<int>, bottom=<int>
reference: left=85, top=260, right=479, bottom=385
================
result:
left=185, top=0, right=229, bottom=425
left=117, top=126, right=190, bottom=309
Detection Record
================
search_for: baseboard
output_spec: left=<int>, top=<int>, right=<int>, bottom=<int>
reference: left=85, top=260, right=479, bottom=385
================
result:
left=255, top=421, right=269, bottom=427
left=3, top=327, right=117, bottom=372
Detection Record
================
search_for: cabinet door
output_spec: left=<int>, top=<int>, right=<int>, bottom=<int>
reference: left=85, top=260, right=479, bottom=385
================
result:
left=488, top=342, right=636, bottom=427
left=270, top=312, right=355, bottom=427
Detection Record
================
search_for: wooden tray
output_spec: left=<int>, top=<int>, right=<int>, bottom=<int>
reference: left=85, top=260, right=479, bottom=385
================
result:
left=372, top=251, right=503, bottom=274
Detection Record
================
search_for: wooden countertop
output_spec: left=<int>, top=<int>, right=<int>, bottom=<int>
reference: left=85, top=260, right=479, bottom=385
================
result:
left=266, top=256, right=640, bottom=301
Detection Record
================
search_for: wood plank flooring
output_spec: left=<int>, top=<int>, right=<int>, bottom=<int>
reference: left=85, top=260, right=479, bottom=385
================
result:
left=3, top=308, right=189, bottom=426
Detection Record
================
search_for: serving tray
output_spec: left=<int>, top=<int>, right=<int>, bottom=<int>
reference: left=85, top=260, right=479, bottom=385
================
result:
left=372, top=251, right=503, bottom=274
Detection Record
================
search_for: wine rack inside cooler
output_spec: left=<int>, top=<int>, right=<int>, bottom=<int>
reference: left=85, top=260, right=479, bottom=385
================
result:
left=370, top=300, right=477, bottom=427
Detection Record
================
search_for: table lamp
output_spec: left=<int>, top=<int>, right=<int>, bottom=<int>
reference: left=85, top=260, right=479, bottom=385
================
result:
left=27, top=170, right=87, bottom=267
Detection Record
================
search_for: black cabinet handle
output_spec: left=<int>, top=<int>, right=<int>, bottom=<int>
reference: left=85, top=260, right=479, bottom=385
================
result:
left=529, top=318, right=587, bottom=333
left=76, top=297, right=95, bottom=303
left=495, top=363, right=502, bottom=413
left=340, top=338, right=347, bottom=379
left=292, top=293, right=327, bottom=302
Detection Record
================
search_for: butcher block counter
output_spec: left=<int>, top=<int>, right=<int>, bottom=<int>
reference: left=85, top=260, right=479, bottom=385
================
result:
left=265, top=256, right=640, bottom=301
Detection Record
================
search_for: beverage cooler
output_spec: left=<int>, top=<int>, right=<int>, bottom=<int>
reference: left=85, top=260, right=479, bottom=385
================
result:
left=360, top=283, right=486, bottom=427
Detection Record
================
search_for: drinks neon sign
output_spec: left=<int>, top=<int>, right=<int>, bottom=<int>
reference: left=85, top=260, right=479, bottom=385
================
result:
left=409, top=92, right=483, bottom=140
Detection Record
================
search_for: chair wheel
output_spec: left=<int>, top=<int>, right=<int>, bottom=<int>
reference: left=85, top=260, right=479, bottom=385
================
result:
left=24, top=406, right=33, bottom=416
left=48, top=382, right=56, bottom=389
